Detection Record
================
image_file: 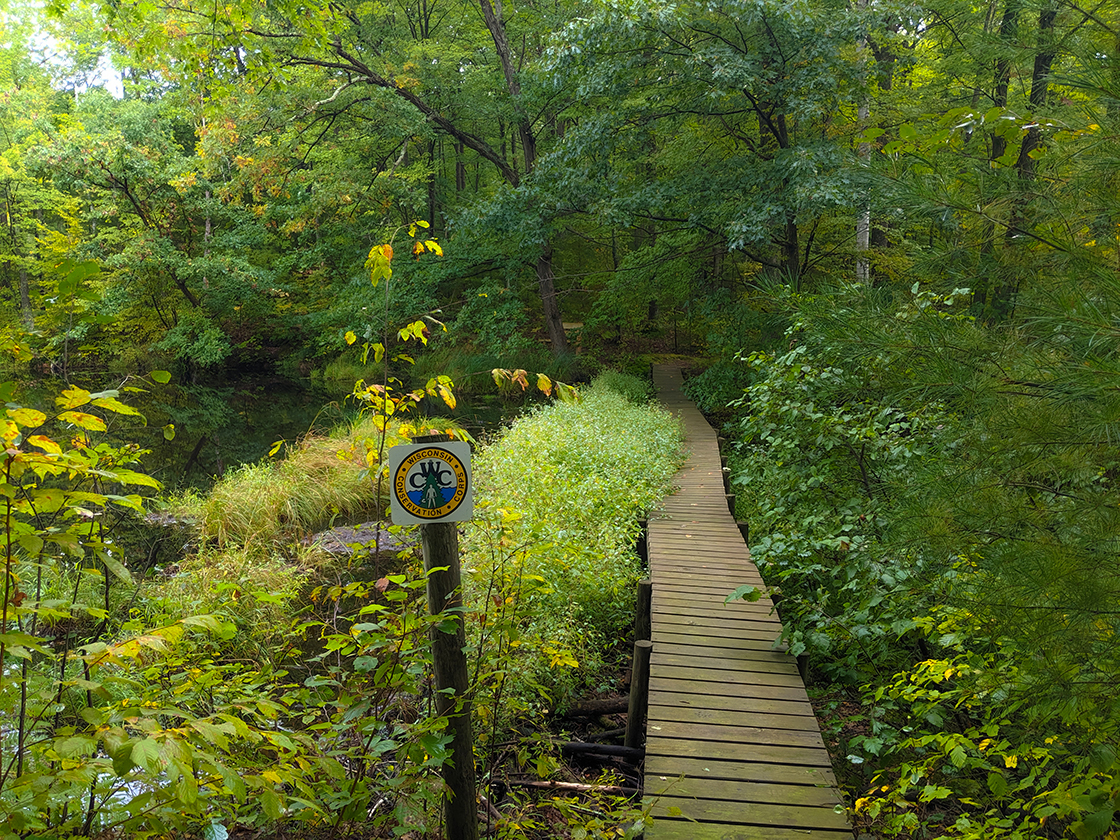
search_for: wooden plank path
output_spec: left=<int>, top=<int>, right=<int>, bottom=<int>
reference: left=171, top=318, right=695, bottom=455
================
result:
left=643, top=365, right=850, bottom=839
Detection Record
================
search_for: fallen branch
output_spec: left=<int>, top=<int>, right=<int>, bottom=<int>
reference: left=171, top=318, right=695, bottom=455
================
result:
left=560, top=742, right=644, bottom=761
left=507, top=778, right=640, bottom=797
left=560, top=697, right=629, bottom=717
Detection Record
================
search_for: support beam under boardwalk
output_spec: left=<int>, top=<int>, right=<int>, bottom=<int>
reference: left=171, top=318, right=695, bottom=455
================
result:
left=643, top=365, right=850, bottom=840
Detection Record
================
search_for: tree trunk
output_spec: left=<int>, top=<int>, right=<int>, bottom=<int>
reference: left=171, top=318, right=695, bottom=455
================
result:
left=478, top=0, right=569, bottom=355
left=782, top=213, right=800, bottom=281
left=856, top=97, right=871, bottom=284
left=990, top=0, right=1020, bottom=163
left=537, top=247, right=569, bottom=354
left=19, top=266, right=32, bottom=329
left=855, top=0, right=870, bottom=283
left=993, top=3, right=1057, bottom=318
left=974, top=0, right=1020, bottom=318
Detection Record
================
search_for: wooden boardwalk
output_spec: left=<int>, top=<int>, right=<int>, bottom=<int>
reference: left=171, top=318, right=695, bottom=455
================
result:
left=643, top=365, right=850, bottom=839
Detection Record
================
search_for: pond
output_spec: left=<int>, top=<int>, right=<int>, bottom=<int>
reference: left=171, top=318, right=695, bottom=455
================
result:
left=14, top=373, right=523, bottom=494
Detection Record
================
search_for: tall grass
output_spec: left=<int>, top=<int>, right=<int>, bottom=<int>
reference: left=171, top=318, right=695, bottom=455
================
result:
left=181, top=415, right=464, bottom=546
left=463, top=373, right=683, bottom=711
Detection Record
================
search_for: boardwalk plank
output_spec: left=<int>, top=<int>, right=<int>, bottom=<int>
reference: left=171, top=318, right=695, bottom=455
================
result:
left=652, top=651, right=801, bottom=676
left=649, top=691, right=815, bottom=717
left=646, top=777, right=839, bottom=807
left=649, top=676, right=807, bottom=702
left=651, top=703, right=821, bottom=730
left=650, top=797, right=850, bottom=831
left=643, top=821, right=850, bottom=840
left=645, top=737, right=832, bottom=768
left=646, top=755, right=835, bottom=786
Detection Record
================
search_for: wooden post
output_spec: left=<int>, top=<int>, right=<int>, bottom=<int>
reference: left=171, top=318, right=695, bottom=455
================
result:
left=635, top=519, right=648, bottom=566
left=625, top=640, right=653, bottom=750
left=414, top=434, right=478, bottom=840
left=635, top=579, right=652, bottom=642
left=736, top=521, right=750, bottom=545
left=421, top=522, right=479, bottom=840
left=725, top=492, right=736, bottom=516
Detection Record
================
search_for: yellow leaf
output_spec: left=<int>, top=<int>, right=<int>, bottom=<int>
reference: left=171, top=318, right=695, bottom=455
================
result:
left=537, top=374, right=553, bottom=396
left=1, top=418, right=19, bottom=442
left=439, top=385, right=456, bottom=410
left=26, top=435, right=61, bottom=454
left=1004, top=755, right=1018, bottom=769
left=91, top=396, right=143, bottom=418
left=268, top=440, right=284, bottom=457
left=424, top=239, right=443, bottom=256
left=345, top=331, right=357, bottom=345
left=59, top=411, right=107, bottom=432
left=56, top=386, right=91, bottom=409
left=7, top=408, right=46, bottom=427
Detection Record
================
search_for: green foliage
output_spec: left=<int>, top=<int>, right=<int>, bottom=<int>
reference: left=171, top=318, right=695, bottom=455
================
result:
left=452, top=282, right=537, bottom=359
left=725, top=275, right=1120, bottom=836
left=728, top=320, right=955, bottom=683
left=589, top=371, right=653, bottom=404
left=463, top=377, right=683, bottom=712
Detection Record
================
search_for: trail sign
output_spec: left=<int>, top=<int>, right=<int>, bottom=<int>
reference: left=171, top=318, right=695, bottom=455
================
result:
left=387, top=440, right=474, bottom=525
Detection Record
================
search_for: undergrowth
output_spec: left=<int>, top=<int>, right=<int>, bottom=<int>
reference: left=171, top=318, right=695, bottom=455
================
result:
left=463, top=373, right=683, bottom=721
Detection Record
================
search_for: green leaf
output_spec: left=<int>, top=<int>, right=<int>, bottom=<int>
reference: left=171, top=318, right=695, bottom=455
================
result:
left=109, top=468, right=161, bottom=489
left=102, top=554, right=134, bottom=584
left=112, top=741, right=137, bottom=776
left=54, top=735, right=98, bottom=757
left=261, top=786, right=283, bottom=819
left=149, top=370, right=172, bottom=384
left=725, top=584, right=762, bottom=603
left=1074, top=808, right=1115, bottom=840
left=131, top=738, right=163, bottom=774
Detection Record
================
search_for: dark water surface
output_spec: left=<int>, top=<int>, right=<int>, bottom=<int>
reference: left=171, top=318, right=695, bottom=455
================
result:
left=15, top=375, right=518, bottom=493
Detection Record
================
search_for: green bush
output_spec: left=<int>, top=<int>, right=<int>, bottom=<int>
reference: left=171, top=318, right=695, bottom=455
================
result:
left=462, top=377, right=683, bottom=713
left=590, top=370, right=653, bottom=404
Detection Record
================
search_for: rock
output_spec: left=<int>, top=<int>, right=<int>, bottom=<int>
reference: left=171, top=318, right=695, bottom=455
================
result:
left=306, top=521, right=413, bottom=557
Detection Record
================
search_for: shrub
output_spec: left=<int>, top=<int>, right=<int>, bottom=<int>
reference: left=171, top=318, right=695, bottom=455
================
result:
left=590, top=370, right=653, bottom=404
left=462, top=377, right=683, bottom=713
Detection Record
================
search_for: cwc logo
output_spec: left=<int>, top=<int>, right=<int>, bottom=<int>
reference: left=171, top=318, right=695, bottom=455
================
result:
left=393, top=447, right=469, bottom=520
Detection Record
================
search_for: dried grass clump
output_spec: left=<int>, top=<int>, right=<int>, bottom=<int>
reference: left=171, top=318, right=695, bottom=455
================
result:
left=193, top=415, right=465, bottom=547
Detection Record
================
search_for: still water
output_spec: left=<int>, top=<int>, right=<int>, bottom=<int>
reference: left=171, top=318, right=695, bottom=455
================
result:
left=16, top=375, right=517, bottom=493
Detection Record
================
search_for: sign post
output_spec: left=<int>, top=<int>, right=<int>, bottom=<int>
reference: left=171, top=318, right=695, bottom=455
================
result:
left=388, top=435, right=477, bottom=840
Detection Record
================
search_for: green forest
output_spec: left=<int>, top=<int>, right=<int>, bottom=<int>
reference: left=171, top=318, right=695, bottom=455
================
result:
left=1, top=0, right=1119, bottom=835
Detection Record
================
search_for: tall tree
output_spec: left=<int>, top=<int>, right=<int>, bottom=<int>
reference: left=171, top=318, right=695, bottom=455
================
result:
left=543, top=0, right=870, bottom=290
left=100, top=0, right=579, bottom=354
